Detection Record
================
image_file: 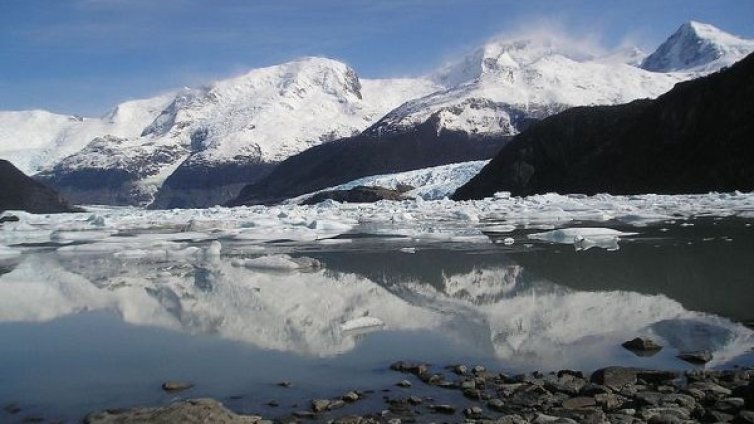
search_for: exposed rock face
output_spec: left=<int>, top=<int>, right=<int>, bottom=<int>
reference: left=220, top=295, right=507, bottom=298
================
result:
left=148, top=161, right=277, bottom=209
left=0, top=159, right=78, bottom=214
left=229, top=122, right=509, bottom=205
left=453, top=52, right=754, bottom=200
left=83, top=398, right=265, bottom=424
left=302, top=186, right=406, bottom=205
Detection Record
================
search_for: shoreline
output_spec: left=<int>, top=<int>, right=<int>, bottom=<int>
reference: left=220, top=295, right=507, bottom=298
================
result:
left=70, top=362, right=754, bottom=424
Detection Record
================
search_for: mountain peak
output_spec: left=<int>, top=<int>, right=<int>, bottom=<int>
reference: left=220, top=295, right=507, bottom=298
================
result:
left=642, top=21, right=754, bottom=72
left=432, top=36, right=596, bottom=87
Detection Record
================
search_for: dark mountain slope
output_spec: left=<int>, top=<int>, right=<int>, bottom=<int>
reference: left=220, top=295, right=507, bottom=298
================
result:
left=229, top=121, right=509, bottom=206
left=453, top=52, right=754, bottom=200
left=0, top=160, right=78, bottom=213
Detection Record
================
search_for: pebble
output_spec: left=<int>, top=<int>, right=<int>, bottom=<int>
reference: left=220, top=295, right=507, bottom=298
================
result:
left=161, top=381, right=194, bottom=392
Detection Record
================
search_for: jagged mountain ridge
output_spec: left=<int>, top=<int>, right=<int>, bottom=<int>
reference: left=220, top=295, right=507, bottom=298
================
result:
left=232, top=22, right=754, bottom=206
left=2, top=22, right=753, bottom=208
left=34, top=58, right=440, bottom=207
left=452, top=51, right=754, bottom=200
left=642, top=21, right=754, bottom=72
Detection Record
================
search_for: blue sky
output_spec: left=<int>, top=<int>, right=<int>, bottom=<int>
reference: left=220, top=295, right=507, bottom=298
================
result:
left=1, top=0, right=753, bottom=116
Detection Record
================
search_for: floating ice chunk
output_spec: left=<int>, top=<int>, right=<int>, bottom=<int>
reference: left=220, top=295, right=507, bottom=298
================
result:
left=234, top=227, right=318, bottom=242
left=86, top=214, right=107, bottom=227
left=454, top=209, right=479, bottom=222
left=341, top=316, right=385, bottom=332
left=232, top=254, right=322, bottom=271
left=51, top=230, right=114, bottom=243
left=307, top=219, right=354, bottom=232
left=0, top=245, right=21, bottom=259
left=205, top=241, right=222, bottom=258
left=528, top=227, right=637, bottom=250
left=400, top=247, right=416, bottom=253
left=317, top=238, right=352, bottom=245
left=483, top=224, right=516, bottom=233
left=529, top=228, right=637, bottom=243
left=503, top=237, right=515, bottom=245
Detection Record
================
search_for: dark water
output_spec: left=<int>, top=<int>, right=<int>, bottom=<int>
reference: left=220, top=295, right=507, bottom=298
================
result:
left=0, top=218, right=753, bottom=422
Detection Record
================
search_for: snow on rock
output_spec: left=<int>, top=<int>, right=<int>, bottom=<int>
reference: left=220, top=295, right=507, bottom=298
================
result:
left=642, top=21, right=754, bottom=73
left=0, top=95, right=175, bottom=175
left=370, top=23, right=753, bottom=138
left=295, top=160, right=490, bottom=202
left=341, top=316, right=385, bottom=332
left=369, top=37, right=684, bottom=138
left=3, top=58, right=439, bottom=205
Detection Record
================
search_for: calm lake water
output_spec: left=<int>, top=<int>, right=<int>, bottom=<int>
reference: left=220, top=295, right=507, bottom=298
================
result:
left=1, top=217, right=753, bottom=422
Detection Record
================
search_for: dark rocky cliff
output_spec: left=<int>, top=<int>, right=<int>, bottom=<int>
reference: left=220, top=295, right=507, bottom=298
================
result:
left=229, top=122, right=510, bottom=206
left=0, top=160, right=78, bottom=214
left=453, top=53, right=754, bottom=200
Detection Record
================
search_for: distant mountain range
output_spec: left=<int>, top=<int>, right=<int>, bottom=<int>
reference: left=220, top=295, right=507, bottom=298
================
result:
left=1, top=21, right=753, bottom=208
left=452, top=50, right=754, bottom=200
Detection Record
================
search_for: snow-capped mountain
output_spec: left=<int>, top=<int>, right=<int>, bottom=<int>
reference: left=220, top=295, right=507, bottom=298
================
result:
left=31, top=58, right=439, bottom=206
left=231, top=22, right=754, bottom=206
left=365, top=22, right=753, bottom=139
left=0, top=94, right=174, bottom=176
left=642, top=21, right=754, bottom=73
left=3, top=22, right=753, bottom=208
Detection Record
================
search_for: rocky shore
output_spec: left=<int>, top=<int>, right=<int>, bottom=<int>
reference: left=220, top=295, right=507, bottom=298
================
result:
left=76, top=362, right=754, bottom=424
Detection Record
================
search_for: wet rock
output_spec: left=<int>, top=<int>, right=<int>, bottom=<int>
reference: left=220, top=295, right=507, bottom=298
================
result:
left=407, top=396, right=422, bottom=405
left=293, top=411, right=316, bottom=419
left=622, top=337, right=663, bottom=355
left=327, top=400, right=346, bottom=410
left=732, top=382, right=754, bottom=409
left=734, top=410, right=754, bottom=424
left=646, top=414, right=684, bottom=424
left=640, top=406, right=691, bottom=421
left=561, top=396, right=597, bottom=409
left=580, top=383, right=611, bottom=396
left=715, top=397, right=745, bottom=413
left=660, top=393, right=697, bottom=409
left=591, top=367, right=637, bottom=388
left=487, top=398, right=506, bottom=412
left=265, top=401, right=278, bottom=407
left=594, top=393, right=624, bottom=411
left=302, top=186, right=407, bottom=205
left=449, top=364, right=468, bottom=375
left=472, top=365, right=487, bottom=375
left=332, top=416, right=364, bottom=424
left=677, top=350, right=713, bottom=364
left=607, top=413, right=643, bottom=424
left=428, top=404, right=455, bottom=414
left=635, top=391, right=663, bottom=406
left=532, top=412, right=578, bottom=424
left=342, top=391, right=360, bottom=402
left=84, top=399, right=265, bottom=424
left=4, top=403, right=21, bottom=414
left=311, top=399, right=331, bottom=413
left=689, top=381, right=733, bottom=398
left=463, top=405, right=484, bottom=418
left=396, top=380, right=412, bottom=388
left=637, top=370, right=679, bottom=385
left=277, top=381, right=293, bottom=388
left=495, top=415, right=528, bottom=424
left=463, top=388, right=483, bottom=400
left=161, top=381, right=194, bottom=392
